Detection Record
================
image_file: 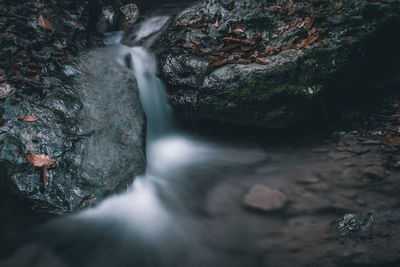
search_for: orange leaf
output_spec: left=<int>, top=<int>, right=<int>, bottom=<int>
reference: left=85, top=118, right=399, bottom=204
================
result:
left=26, top=154, right=56, bottom=168
left=38, top=15, right=53, bottom=30
left=222, top=37, right=250, bottom=44
left=18, top=115, right=39, bottom=122
left=182, top=17, right=201, bottom=26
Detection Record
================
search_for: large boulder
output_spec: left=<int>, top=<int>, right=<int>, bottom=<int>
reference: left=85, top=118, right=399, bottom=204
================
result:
left=156, top=0, right=400, bottom=128
left=0, top=49, right=146, bottom=214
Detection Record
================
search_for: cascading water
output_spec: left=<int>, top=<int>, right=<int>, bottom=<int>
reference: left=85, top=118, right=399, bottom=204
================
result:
left=80, top=18, right=185, bottom=233
left=0, top=15, right=272, bottom=267
left=126, top=46, right=174, bottom=141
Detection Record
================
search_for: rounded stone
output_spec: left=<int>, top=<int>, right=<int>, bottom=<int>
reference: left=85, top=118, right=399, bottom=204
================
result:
left=0, top=83, right=16, bottom=99
left=243, top=184, right=287, bottom=212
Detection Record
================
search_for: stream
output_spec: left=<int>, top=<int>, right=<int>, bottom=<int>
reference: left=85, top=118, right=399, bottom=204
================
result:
left=1, top=4, right=399, bottom=267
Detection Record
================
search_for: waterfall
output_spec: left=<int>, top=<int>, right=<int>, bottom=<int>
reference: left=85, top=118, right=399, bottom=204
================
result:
left=129, top=47, right=174, bottom=141
left=78, top=16, right=193, bottom=234
left=0, top=15, right=268, bottom=267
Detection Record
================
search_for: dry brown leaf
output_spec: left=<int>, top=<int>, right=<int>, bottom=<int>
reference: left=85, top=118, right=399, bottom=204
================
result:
left=182, top=17, right=201, bottom=26
left=295, top=35, right=319, bottom=49
left=222, top=37, right=250, bottom=44
left=18, top=115, right=39, bottom=122
left=255, top=57, right=271, bottom=65
left=26, top=154, right=56, bottom=168
left=221, top=43, right=242, bottom=51
left=233, top=23, right=245, bottom=35
left=38, top=15, right=53, bottom=30
left=268, top=5, right=281, bottom=12
left=304, top=16, right=315, bottom=31
left=386, top=125, right=399, bottom=132
left=265, top=47, right=281, bottom=56
left=385, top=136, right=400, bottom=147
left=65, top=19, right=86, bottom=30
left=210, top=60, right=228, bottom=68
left=313, top=39, right=328, bottom=47
left=213, top=18, right=219, bottom=28
left=335, top=2, right=343, bottom=11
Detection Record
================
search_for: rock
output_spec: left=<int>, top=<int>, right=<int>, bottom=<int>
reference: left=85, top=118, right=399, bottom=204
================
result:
left=243, top=184, right=287, bottom=212
left=335, top=209, right=400, bottom=265
left=326, top=15, right=346, bottom=25
left=122, top=16, right=171, bottom=47
left=118, top=4, right=139, bottom=30
left=363, top=165, right=387, bottom=180
left=0, top=48, right=146, bottom=214
left=156, top=0, right=400, bottom=128
left=338, top=213, right=374, bottom=237
left=296, top=177, right=320, bottom=184
left=311, top=147, right=329, bottom=153
left=0, top=83, right=15, bottom=99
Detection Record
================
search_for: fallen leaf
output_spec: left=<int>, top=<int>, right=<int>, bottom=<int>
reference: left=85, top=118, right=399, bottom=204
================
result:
left=213, top=18, right=219, bottom=28
left=26, top=154, right=56, bottom=168
left=222, top=37, right=250, bottom=44
left=38, top=15, right=52, bottom=30
left=18, top=115, right=39, bottom=122
left=210, top=60, right=228, bottom=68
left=255, top=57, right=271, bottom=65
left=233, top=23, right=245, bottom=35
left=304, top=16, right=315, bottom=30
left=385, top=136, right=400, bottom=147
left=264, top=47, right=281, bottom=56
left=221, top=43, right=242, bottom=51
left=268, top=5, right=281, bottom=12
left=296, top=35, right=319, bottom=49
left=12, top=69, right=22, bottom=76
left=200, top=47, right=214, bottom=54
left=335, top=2, right=343, bottom=11
left=313, top=39, right=328, bottom=47
left=386, top=125, right=399, bottom=132
left=182, top=17, right=201, bottom=26
left=65, top=19, right=86, bottom=30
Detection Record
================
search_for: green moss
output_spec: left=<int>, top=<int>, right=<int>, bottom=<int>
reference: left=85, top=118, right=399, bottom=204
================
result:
left=245, top=16, right=276, bottom=34
left=312, top=84, right=323, bottom=95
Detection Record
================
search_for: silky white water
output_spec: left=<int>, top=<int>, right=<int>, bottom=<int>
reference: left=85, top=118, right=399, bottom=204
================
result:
left=78, top=17, right=214, bottom=238
left=0, top=15, right=284, bottom=267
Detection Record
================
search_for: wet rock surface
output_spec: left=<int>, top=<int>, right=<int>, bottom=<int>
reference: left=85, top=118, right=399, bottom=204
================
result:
left=0, top=49, right=146, bottom=214
left=0, top=0, right=91, bottom=97
left=156, top=0, right=400, bottom=128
